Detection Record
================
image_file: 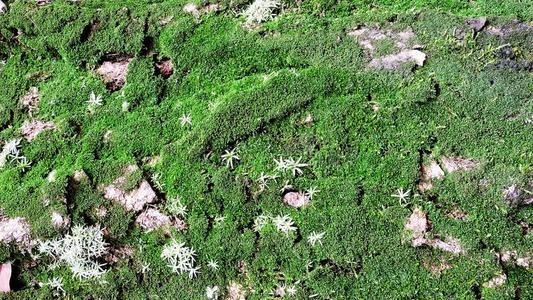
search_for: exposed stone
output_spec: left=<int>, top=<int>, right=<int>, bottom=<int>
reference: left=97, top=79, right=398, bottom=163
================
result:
left=20, top=87, right=40, bottom=115
left=226, top=282, right=246, bottom=300
left=348, top=26, right=426, bottom=69
left=466, top=17, right=487, bottom=32
left=0, top=263, right=11, bottom=293
left=51, top=212, right=70, bottom=229
left=135, top=208, right=172, bottom=231
left=0, top=1, right=6, bottom=14
left=418, top=160, right=444, bottom=191
left=483, top=273, right=506, bottom=288
left=104, top=180, right=157, bottom=212
left=155, top=59, right=174, bottom=78
left=427, top=237, right=464, bottom=255
left=73, top=170, right=88, bottom=183
left=368, top=49, right=426, bottom=69
left=0, top=214, right=32, bottom=249
left=502, top=184, right=520, bottom=202
left=282, top=192, right=310, bottom=208
left=405, top=208, right=465, bottom=255
left=20, top=119, right=56, bottom=141
left=95, top=56, right=132, bottom=91
left=440, top=156, right=479, bottom=173
left=405, top=207, right=430, bottom=246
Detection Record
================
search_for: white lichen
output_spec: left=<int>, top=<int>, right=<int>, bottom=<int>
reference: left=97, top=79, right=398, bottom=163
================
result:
left=241, top=0, right=280, bottom=25
left=38, top=225, right=108, bottom=280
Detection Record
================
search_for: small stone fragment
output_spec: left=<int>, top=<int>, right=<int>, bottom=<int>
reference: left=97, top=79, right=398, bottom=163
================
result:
left=483, top=273, right=506, bottom=288
left=0, top=1, right=6, bottom=14
left=96, top=57, right=132, bottom=91
left=428, top=237, right=464, bottom=255
left=418, top=160, right=444, bottom=191
left=227, top=282, right=246, bottom=300
left=20, top=87, right=40, bottom=115
left=20, top=120, right=56, bottom=141
left=283, top=192, right=310, bottom=208
left=466, top=17, right=487, bottom=32
left=51, top=212, right=70, bottom=229
left=135, top=208, right=172, bottom=231
left=440, top=156, right=479, bottom=173
left=368, top=50, right=426, bottom=69
left=0, top=263, right=11, bottom=293
left=0, top=215, right=32, bottom=249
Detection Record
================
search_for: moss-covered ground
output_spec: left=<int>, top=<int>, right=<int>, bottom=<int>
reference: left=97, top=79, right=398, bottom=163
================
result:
left=0, top=0, right=532, bottom=299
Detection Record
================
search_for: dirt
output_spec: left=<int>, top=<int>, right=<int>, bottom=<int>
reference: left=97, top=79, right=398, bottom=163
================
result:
left=485, top=20, right=533, bottom=37
left=348, top=26, right=426, bottom=69
left=422, top=256, right=452, bottom=275
left=155, top=59, right=174, bottom=78
left=95, top=55, right=132, bottom=91
left=498, top=250, right=532, bottom=269
left=104, top=246, right=134, bottom=264
left=20, top=120, right=56, bottom=141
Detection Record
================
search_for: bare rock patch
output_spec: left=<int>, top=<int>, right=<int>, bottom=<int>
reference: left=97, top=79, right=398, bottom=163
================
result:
left=404, top=208, right=465, bottom=255
left=440, top=156, right=479, bottom=173
left=20, top=119, right=56, bottom=141
left=282, top=192, right=310, bottom=208
left=418, top=160, right=444, bottom=192
left=348, top=26, right=426, bottom=70
left=0, top=213, right=32, bottom=249
left=95, top=55, right=132, bottom=91
left=20, top=87, right=40, bottom=115
left=102, top=165, right=157, bottom=212
left=135, top=208, right=172, bottom=231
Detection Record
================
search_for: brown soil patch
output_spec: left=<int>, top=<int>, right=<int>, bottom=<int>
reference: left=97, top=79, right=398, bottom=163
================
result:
left=418, top=160, right=444, bottom=192
left=135, top=208, right=172, bottom=231
left=440, top=156, right=479, bottom=173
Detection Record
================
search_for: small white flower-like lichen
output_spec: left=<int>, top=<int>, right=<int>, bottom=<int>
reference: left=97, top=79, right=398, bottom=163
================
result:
left=161, top=240, right=198, bottom=279
left=207, top=259, right=219, bottom=270
left=179, top=113, right=192, bottom=126
left=305, top=187, right=320, bottom=199
left=273, top=215, right=297, bottom=234
left=307, top=231, right=325, bottom=247
left=274, top=156, right=309, bottom=176
left=87, top=92, right=103, bottom=112
left=166, top=196, right=187, bottom=217
left=253, top=214, right=271, bottom=232
left=38, top=225, right=108, bottom=280
left=241, top=0, right=280, bottom=25
left=221, top=149, right=240, bottom=169
left=46, top=277, right=65, bottom=292
left=206, top=285, right=220, bottom=300
left=0, top=139, right=29, bottom=169
left=391, top=188, right=411, bottom=206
